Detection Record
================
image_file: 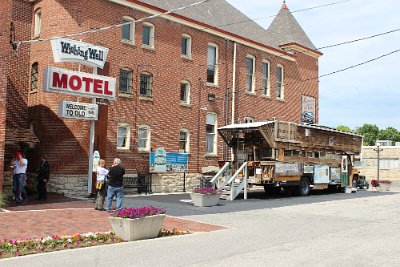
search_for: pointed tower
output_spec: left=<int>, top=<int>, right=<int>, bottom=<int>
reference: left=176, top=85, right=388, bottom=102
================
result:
left=266, top=1, right=322, bottom=57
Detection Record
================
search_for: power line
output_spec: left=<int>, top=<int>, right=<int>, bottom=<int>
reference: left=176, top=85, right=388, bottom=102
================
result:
left=14, top=0, right=211, bottom=47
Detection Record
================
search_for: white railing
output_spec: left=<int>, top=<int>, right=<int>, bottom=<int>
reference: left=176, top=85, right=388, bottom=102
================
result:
left=210, top=162, right=230, bottom=188
left=226, top=162, right=248, bottom=200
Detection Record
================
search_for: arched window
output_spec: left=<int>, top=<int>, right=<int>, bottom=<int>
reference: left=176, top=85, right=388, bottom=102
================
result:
left=117, top=123, right=130, bottom=149
left=262, top=60, right=270, bottom=96
left=207, top=43, right=218, bottom=85
left=276, top=64, right=284, bottom=99
left=181, top=34, right=192, bottom=58
left=246, top=55, right=255, bottom=93
left=142, top=22, right=155, bottom=48
left=34, top=9, right=41, bottom=37
left=140, top=72, right=153, bottom=97
left=180, top=80, right=191, bottom=105
left=122, top=16, right=135, bottom=44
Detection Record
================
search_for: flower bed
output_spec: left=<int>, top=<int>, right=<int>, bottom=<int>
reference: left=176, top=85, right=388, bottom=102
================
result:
left=192, top=187, right=220, bottom=195
left=0, top=228, right=191, bottom=259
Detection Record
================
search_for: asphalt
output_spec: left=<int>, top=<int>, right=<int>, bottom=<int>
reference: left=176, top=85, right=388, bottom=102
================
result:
left=1, top=183, right=400, bottom=267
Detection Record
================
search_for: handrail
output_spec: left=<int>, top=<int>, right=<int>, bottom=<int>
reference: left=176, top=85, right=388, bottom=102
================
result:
left=210, top=162, right=230, bottom=185
left=227, top=162, right=248, bottom=200
left=217, top=162, right=247, bottom=190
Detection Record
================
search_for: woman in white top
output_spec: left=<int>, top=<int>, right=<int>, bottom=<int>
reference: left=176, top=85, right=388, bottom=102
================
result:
left=95, top=159, right=109, bottom=211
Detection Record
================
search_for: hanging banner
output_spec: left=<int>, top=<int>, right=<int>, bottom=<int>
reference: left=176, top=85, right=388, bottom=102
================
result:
left=43, top=67, right=116, bottom=100
left=59, top=100, right=98, bottom=121
left=51, top=38, right=109, bottom=69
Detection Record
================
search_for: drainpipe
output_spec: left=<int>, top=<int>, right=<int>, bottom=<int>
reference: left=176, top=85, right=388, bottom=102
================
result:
left=231, top=42, right=237, bottom=124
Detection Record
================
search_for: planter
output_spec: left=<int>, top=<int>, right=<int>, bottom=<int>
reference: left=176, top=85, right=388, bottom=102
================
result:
left=190, top=192, right=221, bottom=207
left=109, top=214, right=166, bottom=241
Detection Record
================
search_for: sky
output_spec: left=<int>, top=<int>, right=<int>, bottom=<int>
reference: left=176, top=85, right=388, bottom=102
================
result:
left=226, top=0, right=400, bottom=130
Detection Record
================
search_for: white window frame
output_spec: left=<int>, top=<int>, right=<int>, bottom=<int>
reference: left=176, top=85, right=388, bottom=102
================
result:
left=245, top=55, right=255, bottom=93
left=180, top=81, right=191, bottom=105
left=179, top=129, right=190, bottom=153
left=207, top=43, right=218, bottom=86
left=206, top=113, right=217, bottom=155
left=142, top=22, right=155, bottom=49
left=244, top=117, right=254, bottom=123
left=117, top=123, right=130, bottom=150
left=262, top=60, right=270, bottom=96
left=138, top=125, right=151, bottom=152
left=181, top=34, right=192, bottom=58
left=34, top=8, right=41, bottom=37
left=122, top=16, right=135, bottom=44
left=139, top=72, right=153, bottom=98
left=276, top=64, right=284, bottom=99
left=119, top=68, right=133, bottom=94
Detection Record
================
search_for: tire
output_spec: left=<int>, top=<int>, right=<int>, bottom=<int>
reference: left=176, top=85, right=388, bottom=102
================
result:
left=352, top=178, right=358, bottom=189
left=299, top=177, right=310, bottom=196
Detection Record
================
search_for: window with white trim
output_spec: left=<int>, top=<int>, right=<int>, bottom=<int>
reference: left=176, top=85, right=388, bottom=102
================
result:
left=34, top=9, right=41, bottom=37
left=31, top=62, right=39, bottom=91
left=262, top=61, right=270, bottom=96
left=207, top=44, right=218, bottom=85
left=179, top=129, right=190, bottom=153
left=244, top=117, right=254, bottom=123
left=181, top=34, right=192, bottom=58
left=122, top=16, right=135, bottom=43
left=138, top=125, right=150, bottom=151
left=140, top=73, right=152, bottom=97
left=276, top=64, right=284, bottom=99
left=180, top=81, right=190, bottom=104
left=245, top=56, right=255, bottom=93
left=119, top=68, right=133, bottom=94
left=117, top=124, right=130, bottom=149
left=206, top=113, right=217, bottom=154
left=142, top=23, right=154, bottom=48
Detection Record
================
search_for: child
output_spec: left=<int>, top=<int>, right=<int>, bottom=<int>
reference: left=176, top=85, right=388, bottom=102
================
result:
left=95, top=159, right=108, bottom=211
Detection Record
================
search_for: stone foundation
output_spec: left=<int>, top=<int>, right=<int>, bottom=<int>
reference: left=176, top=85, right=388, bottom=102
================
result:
left=48, top=175, right=89, bottom=197
left=150, top=173, right=202, bottom=193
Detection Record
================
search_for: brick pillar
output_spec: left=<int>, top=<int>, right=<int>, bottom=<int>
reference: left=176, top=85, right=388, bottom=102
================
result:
left=0, top=1, right=12, bottom=192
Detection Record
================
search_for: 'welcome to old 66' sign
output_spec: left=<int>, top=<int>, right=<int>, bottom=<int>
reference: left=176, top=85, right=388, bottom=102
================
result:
left=43, top=67, right=116, bottom=100
left=59, top=100, right=98, bottom=121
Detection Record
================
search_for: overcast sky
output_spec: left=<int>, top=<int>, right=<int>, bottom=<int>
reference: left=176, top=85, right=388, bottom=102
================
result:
left=226, top=0, right=400, bottom=130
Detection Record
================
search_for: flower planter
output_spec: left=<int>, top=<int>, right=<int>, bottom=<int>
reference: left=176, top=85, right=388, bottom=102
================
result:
left=109, top=214, right=166, bottom=241
left=190, top=192, right=221, bottom=207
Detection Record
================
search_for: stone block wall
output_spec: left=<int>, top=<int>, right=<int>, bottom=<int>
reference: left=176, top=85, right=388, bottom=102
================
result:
left=151, top=173, right=202, bottom=193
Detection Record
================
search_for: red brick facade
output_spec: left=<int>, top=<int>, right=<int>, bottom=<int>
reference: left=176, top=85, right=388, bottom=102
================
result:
left=1, top=0, right=319, bottom=195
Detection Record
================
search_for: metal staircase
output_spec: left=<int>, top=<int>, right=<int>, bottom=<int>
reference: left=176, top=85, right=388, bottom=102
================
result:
left=210, top=162, right=248, bottom=201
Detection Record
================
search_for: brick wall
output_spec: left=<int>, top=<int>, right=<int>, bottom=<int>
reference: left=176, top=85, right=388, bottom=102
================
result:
left=359, top=146, right=400, bottom=181
left=5, top=0, right=320, bottom=194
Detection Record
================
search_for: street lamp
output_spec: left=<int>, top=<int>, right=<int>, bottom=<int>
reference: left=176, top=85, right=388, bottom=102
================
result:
left=373, top=145, right=383, bottom=182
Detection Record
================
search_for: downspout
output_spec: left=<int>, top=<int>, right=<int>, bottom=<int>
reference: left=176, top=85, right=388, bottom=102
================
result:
left=231, top=42, right=237, bottom=124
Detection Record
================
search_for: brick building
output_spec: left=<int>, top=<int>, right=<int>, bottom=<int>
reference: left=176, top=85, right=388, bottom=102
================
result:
left=0, top=0, right=321, bottom=196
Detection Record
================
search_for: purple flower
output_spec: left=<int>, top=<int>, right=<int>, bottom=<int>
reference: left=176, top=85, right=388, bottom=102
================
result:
left=112, top=206, right=166, bottom=219
left=192, top=187, right=221, bottom=195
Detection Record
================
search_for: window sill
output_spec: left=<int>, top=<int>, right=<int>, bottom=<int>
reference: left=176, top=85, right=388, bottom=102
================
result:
left=245, top=91, right=256, bottom=96
left=121, top=40, right=135, bottom=47
left=119, top=92, right=133, bottom=98
left=139, top=96, right=153, bottom=101
left=261, top=94, right=271, bottom=99
left=205, top=153, right=218, bottom=158
left=206, top=83, right=219, bottom=88
left=180, top=103, right=191, bottom=108
left=117, top=148, right=131, bottom=152
left=276, top=97, right=285, bottom=102
left=33, top=34, right=40, bottom=40
left=181, top=55, right=192, bottom=61
left=138, top=149, right=150, bottom=154
left=142, top=45, right=155, bottom=52
left=30, top=90, right=38, bottom=94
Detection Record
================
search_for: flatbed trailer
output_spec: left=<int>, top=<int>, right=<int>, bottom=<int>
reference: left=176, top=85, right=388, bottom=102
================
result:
left=218, top=121, right=363, bottom=195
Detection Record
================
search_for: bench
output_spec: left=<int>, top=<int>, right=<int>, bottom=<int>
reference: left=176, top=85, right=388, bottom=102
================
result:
left=123, top=174, right=149, bottom=194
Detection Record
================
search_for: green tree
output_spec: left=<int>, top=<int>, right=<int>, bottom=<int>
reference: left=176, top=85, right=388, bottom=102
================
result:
left=356, top=124, right=379, bottom=146
left=336, top=125, right=352, bottom=133
left=378, top=127, right=400, bottom=143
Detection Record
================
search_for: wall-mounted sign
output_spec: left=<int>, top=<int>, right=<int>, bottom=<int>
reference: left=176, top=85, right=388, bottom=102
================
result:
left=149, top=150, right=188, bottom=173
left=59, top=100, right=98, bottom=120
left=43, top=67, right=116, bottom=100
left=301, top=95, right=316, bottom=124
left=51, top=38, right=109, bottom=69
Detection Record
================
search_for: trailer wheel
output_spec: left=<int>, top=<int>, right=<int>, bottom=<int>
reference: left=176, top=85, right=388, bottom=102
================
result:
left=352, top=178, right=358, bottom=188
left=299, top=177, right=310, bottom=196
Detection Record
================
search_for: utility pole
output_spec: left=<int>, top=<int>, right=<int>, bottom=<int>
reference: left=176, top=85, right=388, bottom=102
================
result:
left=373, top=145, right=383, bottom=182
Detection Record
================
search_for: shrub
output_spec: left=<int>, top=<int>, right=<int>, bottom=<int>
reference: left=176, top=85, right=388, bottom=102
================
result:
left=0, top=192, right=7, bottom=208
left=112, top=206, right=166, bottom=219
left=192, top=187, right=221, bottom=195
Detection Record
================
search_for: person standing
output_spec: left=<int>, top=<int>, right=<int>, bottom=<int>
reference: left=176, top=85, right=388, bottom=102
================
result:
left=36, top=154, right=50, bottom=200
left=106, top=158, right=125, bottom=212
left=95, top=159, right=108, bottom=211
left=13, top=152, right=28, bottom=203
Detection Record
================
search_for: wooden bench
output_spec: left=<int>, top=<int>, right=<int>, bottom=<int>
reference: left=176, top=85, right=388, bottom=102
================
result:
left=123, top=174, right=149, bottom=194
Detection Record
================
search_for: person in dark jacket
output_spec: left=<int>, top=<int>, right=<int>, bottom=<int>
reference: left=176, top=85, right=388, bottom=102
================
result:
left=106, top=158, right=125, bottom=212
left=36, top=154, right=50, bottom=200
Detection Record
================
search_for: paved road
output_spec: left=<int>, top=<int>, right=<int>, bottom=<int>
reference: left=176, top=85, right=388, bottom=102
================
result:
left=1, top=186, right=400, bottom=267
